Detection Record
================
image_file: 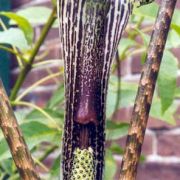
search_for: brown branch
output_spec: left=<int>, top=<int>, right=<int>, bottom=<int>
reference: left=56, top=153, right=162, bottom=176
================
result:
left=120, top=0, right=177, bottom=179
left=0, top=79, right=40, bottom=179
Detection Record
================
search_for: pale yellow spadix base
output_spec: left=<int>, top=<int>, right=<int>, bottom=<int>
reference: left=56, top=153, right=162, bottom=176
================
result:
left=70, top=147, right=94, bottom=180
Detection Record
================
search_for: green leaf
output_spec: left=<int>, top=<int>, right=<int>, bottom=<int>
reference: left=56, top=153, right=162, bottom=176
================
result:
left=133, top=3, right=158, bottom=20
left=118, top=38, right=136, bottom=59
left=132, top=28, right=150, bottom=47
left=108, top=143, right=124, bottom=155
left=0, top=28, right=29, bottom=50
left=106, top=121, right=129, bottom=140
left=104, top=150, right=117, bottom=180
left=50, top=156, right=60, bottom=177
left=158, top=51, right=178, bottom=113
left=1, top=12, right=34, bottom=44
left=107, top=76, right=137, bottom=118
left=0, top=139, right=10, bottom=161
left=21, top=121, right=60, bottom=149
left=134, top=3, right=180, bottom=38
left=14, top=6, right=52, bottom=25
left=25, top=108, right=64, bottom=128
left=166, top=29, right=180, bottom=49
left=0, top=159, right=15, bottom=175
left=47, top=85, right=65, bottom=109
left=150, top=99, right=176, bottom=125
left=171, top=9, right=180, bottom=35
left=14, top=109, right=30, bottom=125
left=0, top=121, right=61, bottom=161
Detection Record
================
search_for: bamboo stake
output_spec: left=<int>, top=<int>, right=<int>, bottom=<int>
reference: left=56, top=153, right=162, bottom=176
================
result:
left=120, top=0, right=177, bottom=179
left=0, top=79, right=40, bottom=179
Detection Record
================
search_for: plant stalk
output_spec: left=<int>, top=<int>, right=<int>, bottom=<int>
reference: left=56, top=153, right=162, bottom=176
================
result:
left=59, top=1, right=133, bottom=179
left=120, top=0, right=177, bottom=179
left=0, top=79, right=40, bottom=179
left=10, top=6, right=57, bottom=101
left=39, top=145, right=58, bottom=162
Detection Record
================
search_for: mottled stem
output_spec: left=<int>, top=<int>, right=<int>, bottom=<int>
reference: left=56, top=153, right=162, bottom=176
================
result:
left=0, top=79, right=40, bottom=179
left=120, top=0, right=177, bottom=179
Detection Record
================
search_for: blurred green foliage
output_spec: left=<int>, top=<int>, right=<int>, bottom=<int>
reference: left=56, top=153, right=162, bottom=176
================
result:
left=0, top=2, right=179, bottom=179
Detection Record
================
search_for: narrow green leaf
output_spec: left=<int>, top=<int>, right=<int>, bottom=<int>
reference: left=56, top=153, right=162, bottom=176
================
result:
left=14, top=6, right=52, bottom=25
left=25, top=108, right=64, bottom=128
left=158, top=51, right=178, bottom=113
left=0, top=28, right=29, bottom=50
left=47, top=85, right=65, bottom=109
left=132, top=27, right=150, bottom=47
left=1, top=12, right=34, bottom=44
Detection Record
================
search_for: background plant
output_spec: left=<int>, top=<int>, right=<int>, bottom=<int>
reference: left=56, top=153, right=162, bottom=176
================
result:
left=0, top=1, right=179, bottom=179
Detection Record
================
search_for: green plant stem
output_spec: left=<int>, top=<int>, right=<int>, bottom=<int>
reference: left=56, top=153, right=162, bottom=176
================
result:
left=10, top=6, right=57, bottom=101
left=39, top=145, right=58, bottom=162
left=16, top=72, right=61, bottom=101
left=0, top=45, right=25, bottom=60
left=114, top=52, right=121, bottom=112
left=114, top=15, right=144, bottom=112
left=128, top=16, right=144, bottom=39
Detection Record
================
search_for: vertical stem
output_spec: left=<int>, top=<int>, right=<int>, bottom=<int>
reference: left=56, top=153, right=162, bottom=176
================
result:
left=120, top=0, right=177, bottom=179
left=59, top=1, right=133, bottom=179
left=10, top=6, right=57, bottom=101
left=114, top=52, right=121, bottom=112
left=0, top=79, right=40, bottom=179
